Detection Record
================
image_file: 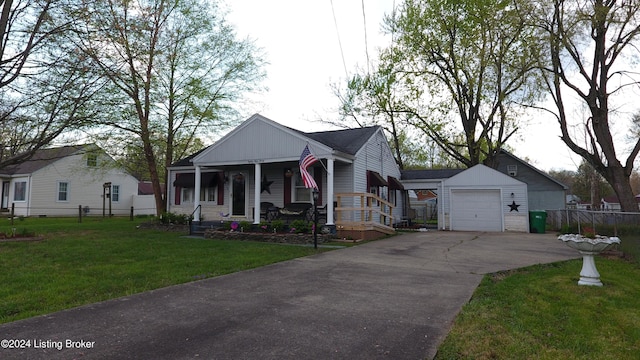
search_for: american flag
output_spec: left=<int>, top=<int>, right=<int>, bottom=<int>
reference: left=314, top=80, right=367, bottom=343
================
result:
left=299, top=145, right=318, bottom=189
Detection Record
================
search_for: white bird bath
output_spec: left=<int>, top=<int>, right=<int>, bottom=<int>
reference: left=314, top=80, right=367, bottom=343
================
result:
left=558, top=234, right=621, bottom=286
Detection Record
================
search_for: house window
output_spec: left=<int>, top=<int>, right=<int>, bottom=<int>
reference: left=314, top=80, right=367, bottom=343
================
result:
left=388, top=188, right=396, bottom=206
left=294, top=170, right=312, bottom=202
left=14, top=181, right=26, bottom=201
left=507, top=165, right=517, bottom=176
left=111, top=185, right=120, bottom=202
left=200, top=186, right=216, bottom=202
left=181, top=188, right=193, bottom=203
left=179, top=186, right=217, bottom=204
left=58, top=182, right=69, bottom=201
left=369, top=186, right=379, bottom=205
left=87, top=154, right=98, bottom=167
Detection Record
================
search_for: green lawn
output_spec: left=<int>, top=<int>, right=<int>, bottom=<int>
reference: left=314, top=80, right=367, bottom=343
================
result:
left=0, top=216, right=325, bottom=324
left=435, top=257, right=640, bottom=360
left=3, top=216, right=639, bottom=359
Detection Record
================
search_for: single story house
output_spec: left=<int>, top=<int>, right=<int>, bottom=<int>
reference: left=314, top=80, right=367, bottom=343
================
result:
left=166, top=114, right=404, bottom=238
left=0, top=144, right=148, bottom=217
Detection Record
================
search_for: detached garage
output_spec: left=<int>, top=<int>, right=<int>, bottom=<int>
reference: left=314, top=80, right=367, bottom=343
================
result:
left=439, top=164, right=529, bottom=232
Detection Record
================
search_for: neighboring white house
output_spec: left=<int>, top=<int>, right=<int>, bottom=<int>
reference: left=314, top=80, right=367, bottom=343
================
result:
left=0, top=144, right=149, bottom=217
left=166, top=114, right=404, bottom=235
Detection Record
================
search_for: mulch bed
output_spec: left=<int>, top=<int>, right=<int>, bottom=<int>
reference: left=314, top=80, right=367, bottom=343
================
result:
left=204, top=229, right=332, bottom=245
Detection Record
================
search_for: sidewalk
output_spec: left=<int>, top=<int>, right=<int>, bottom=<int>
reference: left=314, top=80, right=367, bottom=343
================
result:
left=0, top=231, right=578, bottom=359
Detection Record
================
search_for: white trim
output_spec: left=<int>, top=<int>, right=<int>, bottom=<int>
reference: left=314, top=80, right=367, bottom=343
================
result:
left=326, top=158, right=334, bottom=225
left=194, top=165, right=201, bottom=221
left=57, top=181, right=69, bottom=202
left=254, top=163, right=261, bottom=224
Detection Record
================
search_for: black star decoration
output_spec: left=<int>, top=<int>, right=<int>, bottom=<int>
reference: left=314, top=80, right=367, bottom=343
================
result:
left=261, top=175, right=274, bottom=194
left=508, top=201, right=520, bottom=212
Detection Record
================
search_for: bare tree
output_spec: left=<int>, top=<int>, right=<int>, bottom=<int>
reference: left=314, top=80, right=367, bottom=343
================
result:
left=67, top=0, right=265, bottom=215
left=535, top=0, right=640, bottom=211
left=0, top=0, right=89, bottom=168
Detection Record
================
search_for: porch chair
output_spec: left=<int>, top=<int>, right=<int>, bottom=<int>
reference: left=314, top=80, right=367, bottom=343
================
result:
left=259, top=202, right=277, bottom=221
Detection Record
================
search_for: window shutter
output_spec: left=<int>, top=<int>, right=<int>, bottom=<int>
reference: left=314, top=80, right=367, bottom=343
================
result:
left=217, top=172, right=224, bottom=205
left=175, top=174, right=181, bottom=205
left=284, top=172, right=291, bottom=205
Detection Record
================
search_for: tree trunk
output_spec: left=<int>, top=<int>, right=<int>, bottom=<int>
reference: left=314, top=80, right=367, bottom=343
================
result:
left=143, top=141, right=165, bottom=217
left=606, top=165, right=637, bottom=212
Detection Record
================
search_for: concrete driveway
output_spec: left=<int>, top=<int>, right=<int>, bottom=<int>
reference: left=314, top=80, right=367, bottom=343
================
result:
left=0, top=231, right=578, bottom=360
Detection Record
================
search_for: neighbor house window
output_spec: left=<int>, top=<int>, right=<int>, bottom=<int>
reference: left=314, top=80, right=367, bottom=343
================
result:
left=87, top=154, right=98, bottom=167
left=294, top=170, right=312, bottom=202
left=58, top=182, right=69, bottom=201
left=111, top=185, right=120, bottom=202
left=14, top=181, right=26, bottom=201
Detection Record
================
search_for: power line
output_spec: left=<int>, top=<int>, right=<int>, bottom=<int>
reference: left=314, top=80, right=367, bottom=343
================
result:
left=361, top=0, right=370, bottom=74
left=330, top=0, right=349, bottom=79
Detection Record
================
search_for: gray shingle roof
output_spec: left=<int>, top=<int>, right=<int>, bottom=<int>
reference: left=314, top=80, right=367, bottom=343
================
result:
left=171, top=148, right=207, bottom=167
left=1, top=145, right=86, bottom=176
left=401, top=168, right=464, bottom=180
left=301, top=126, right=379, bottom=155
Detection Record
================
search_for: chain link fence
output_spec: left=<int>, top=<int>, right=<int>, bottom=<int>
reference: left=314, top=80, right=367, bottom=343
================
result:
left=546, top=209, right=640, bottom=235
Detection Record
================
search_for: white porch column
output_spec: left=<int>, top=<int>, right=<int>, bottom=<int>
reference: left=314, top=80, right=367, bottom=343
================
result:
left=253, top=163, right=261, bottom=224
left=326, top=158, right=334, bottom=225
left=194, top=165, right=201, bottom=221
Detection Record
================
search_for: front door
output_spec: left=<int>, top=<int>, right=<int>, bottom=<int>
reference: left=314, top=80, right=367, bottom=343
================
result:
left=231, top=173, right=246, bottom=216
left=1, top=181, right=9, bottom=209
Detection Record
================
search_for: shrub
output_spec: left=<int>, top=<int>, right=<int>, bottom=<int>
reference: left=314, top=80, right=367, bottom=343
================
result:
left=159, top=212, right=191, bottom=225
left=289, top=219, right=311, bottom=234
left=270, top=220, right=286, bottom=233
left=239, top=221, right=252, bottom=232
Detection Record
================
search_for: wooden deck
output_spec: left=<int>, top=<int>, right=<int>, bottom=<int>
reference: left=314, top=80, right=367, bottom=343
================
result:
left=334, top=193, right=395, bottom=240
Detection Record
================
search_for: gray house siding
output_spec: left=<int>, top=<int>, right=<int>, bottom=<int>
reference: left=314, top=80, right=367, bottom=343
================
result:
left=495, top=151, right=567, bottom=211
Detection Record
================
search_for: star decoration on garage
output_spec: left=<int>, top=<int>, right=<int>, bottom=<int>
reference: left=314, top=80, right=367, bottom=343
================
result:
left=508, top=201, right=520, bottom=212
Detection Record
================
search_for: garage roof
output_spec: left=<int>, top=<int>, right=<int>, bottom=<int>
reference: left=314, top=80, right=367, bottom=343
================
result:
left=400, top=168, right=464, bottom=180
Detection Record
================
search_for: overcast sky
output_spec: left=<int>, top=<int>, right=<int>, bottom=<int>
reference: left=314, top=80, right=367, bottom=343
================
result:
left=225, top=0, right=586, bottom=172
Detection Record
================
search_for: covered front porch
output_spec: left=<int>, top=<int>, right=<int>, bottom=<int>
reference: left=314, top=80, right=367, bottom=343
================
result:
left=166, top=114, right=404, bottom=239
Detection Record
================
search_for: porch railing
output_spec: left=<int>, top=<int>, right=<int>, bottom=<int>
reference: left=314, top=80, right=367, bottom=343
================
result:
left=334, top=192, right=395, bottom=234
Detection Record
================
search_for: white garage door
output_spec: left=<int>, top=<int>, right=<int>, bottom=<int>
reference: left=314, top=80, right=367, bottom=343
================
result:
left=450, top=189, right=502, bottom=231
